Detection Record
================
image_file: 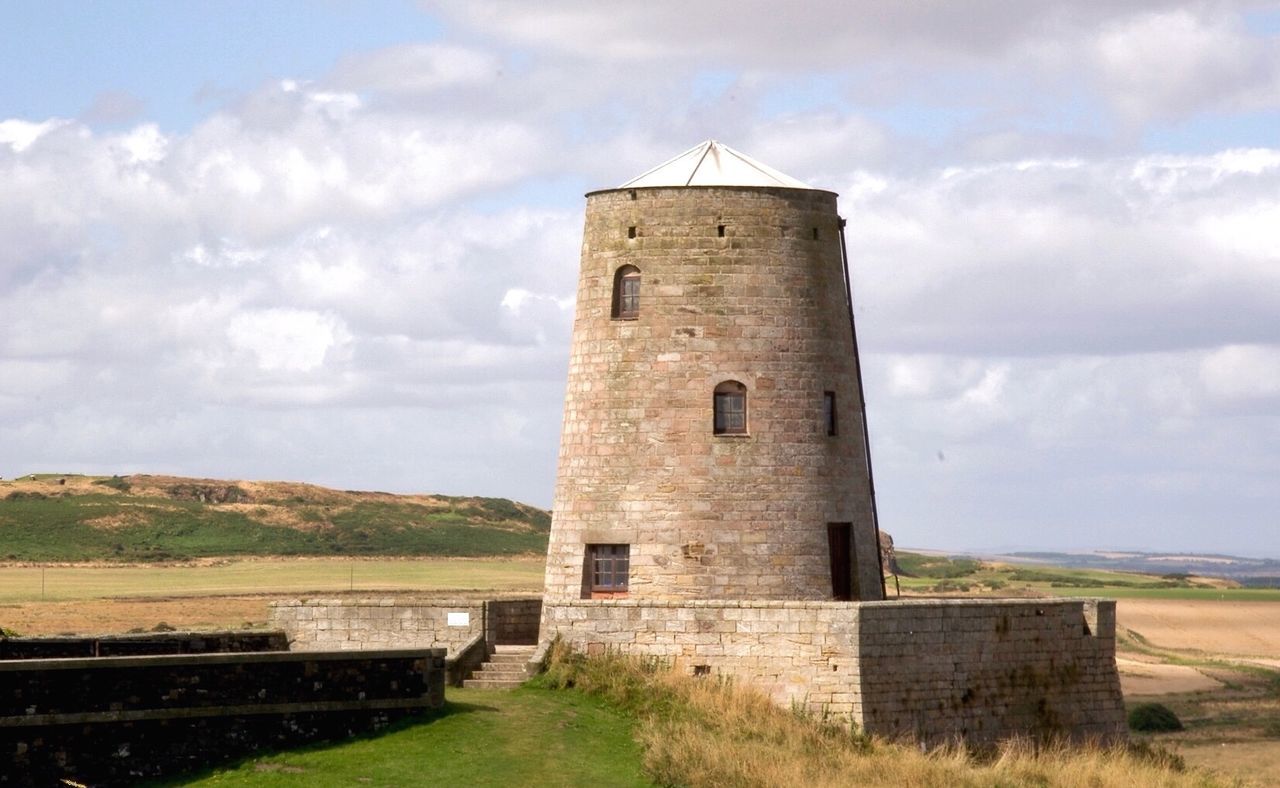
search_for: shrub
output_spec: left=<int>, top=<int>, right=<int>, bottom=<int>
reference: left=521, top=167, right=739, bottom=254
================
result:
left=1128, top=703, right=1184, bottom=732
left=896, top=552, right=981, bottom=579
left=4, top=491, right=48, bottom=501
left=94, top=475, right=132, bottom=492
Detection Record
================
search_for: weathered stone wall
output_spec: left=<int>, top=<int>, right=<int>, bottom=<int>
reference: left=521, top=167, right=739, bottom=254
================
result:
left=545, top=185, right=883, bottom=604
left=540, top=598, right=1125, bottom=745
left=270, top=597, right=542, bottom=653
left=485, top=598, right=541, bottom=645
left=855, top=599, right=1123, bottom=744
left=0, top=648, right=445, bottom=786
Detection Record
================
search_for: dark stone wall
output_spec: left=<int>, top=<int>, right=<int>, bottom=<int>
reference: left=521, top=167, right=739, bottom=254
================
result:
left=0, top=648, right=445, bottom=786
left=486, top=599, right=541, bottom=646
left=0, top=630, right=288, bottom=659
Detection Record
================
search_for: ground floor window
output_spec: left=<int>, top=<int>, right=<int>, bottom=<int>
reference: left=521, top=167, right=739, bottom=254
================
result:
left=588, top=543, right=630, bottom=593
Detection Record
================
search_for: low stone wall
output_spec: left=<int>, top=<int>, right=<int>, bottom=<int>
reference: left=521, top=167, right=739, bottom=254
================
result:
left=270, top=596, right=542, bottom=654
left=540, top=597, right=1125, bottom=745
left=0, top=648, right=445, bottom=786
left=0, top=630, right=288, bottom=659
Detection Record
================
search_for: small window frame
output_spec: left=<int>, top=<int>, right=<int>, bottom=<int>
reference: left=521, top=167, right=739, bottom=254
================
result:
left=587, top=543, right=630, bottom=593
left=824, top=391, right=838, bottom=436
left=611, top=265, right=641, bottom=320
left=713, top=381, right=748, bottom=435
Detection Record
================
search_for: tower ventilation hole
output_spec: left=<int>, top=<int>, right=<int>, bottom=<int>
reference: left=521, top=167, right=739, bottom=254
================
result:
left=813, top=227, right=819, bottom=240
left=717, top=224, right=725, bottom=237
left=628, top=226, right=637, bottom=239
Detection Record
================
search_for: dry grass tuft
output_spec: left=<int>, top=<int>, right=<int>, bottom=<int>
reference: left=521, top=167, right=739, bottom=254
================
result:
left=537, top=641, right=1240, bottom=788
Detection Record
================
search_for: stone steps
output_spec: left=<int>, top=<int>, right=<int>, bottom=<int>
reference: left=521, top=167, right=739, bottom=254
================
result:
left=461, top=644, right=537, bottom=690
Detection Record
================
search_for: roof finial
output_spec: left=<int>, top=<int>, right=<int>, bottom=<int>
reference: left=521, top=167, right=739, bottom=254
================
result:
left=620, top=140, right=811, bottom=189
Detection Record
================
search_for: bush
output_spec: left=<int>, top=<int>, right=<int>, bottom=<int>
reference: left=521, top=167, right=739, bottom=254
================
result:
left=1128, top=703, right=1184, bottom=732
left=5, top=491, right=48, bottom=501
left=896, top=552, right=981, bottom=579
left=94, top=475, right=131, bottom=492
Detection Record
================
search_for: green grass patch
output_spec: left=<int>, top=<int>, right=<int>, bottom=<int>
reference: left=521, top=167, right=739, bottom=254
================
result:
left=0, top=489, right=548, bottom=562
left=167, top=687, right=652, bottom=787
left=895, top=552, right=982, bottom=578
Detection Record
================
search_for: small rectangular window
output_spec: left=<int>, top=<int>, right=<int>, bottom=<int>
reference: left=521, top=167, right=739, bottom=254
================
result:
left=619, top=274, right=640, bottom=318
left=588, top=544, right=630, bottom=592
left=628, top=226, right=636, bottom=239
left=714, top=391, right=746, bottom=434
left=717, top=224, right=725, bottom=237
left=824, top=391, right=838, bottom=436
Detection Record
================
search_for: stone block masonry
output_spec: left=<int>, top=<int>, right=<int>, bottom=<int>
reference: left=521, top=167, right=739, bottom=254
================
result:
left=540, top=597, right=1125, bottom=745
left=1, top=647, right=445, bottom=786
left=270, top=597, right=542, bottom=654
left=0, top=630, right=288, bottom=659
left=545, top=185, right=884, bottom=604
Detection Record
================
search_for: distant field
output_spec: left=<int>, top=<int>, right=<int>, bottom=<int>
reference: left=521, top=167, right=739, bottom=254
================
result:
left=0, top=557, right=545, bottom=603
left=892, top=551, right=1280, bottom=601
left=0, top=556, right=546, bottom=635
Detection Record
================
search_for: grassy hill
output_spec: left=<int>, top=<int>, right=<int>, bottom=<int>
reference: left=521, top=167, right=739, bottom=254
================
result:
left=0, top=474, right=550, bottom=562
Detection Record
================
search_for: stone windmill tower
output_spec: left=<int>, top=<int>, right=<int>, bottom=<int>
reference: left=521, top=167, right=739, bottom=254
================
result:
left=542, top=140, right=884, bottom=608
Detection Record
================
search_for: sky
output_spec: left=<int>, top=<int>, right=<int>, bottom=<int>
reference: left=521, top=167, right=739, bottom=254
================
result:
left=1, top=1, right=1278, bottom=557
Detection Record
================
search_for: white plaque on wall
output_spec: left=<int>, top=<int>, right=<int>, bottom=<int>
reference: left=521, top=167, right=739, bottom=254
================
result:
left=447, top=612, right=470, bottom=627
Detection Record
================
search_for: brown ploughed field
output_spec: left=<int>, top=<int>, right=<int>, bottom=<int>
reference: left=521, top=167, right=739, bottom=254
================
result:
left=1116, top=598, right=1280, bottom=786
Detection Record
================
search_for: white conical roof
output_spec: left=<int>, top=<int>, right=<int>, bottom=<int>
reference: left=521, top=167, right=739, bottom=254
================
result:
left=620, top=140, right=811, bottom=189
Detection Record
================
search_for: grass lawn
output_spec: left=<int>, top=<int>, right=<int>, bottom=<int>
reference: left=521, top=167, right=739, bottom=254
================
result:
left=166, top=686, right=652, bottom=787
left=0, top=557, right=544, bottom=603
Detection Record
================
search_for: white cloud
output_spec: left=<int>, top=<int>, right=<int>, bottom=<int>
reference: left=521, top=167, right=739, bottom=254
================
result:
left=115, top=124, right=168, bottom=164
left=1091, top=9, right=1280, bottom=123
left=843, top=150, right=1280, bottom=356
left=1200, top=344, right=1280, bottom=401
left=0, top=118, right=70, bottom=151
left=331, top=43, right=501, bottom=94
left=226, top=309, right=352, bottom=373
left=432, top=1, right=1199, bottom=65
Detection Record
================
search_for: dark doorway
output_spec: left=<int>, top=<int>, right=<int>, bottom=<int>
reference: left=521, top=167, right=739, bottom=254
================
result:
left=827, top=523, right=852, bottom=601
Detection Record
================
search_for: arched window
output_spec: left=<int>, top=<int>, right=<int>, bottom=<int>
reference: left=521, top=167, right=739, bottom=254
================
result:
left=713, top=380, right=747, bottom=435
left=611, top=265, right=640, bottom=319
